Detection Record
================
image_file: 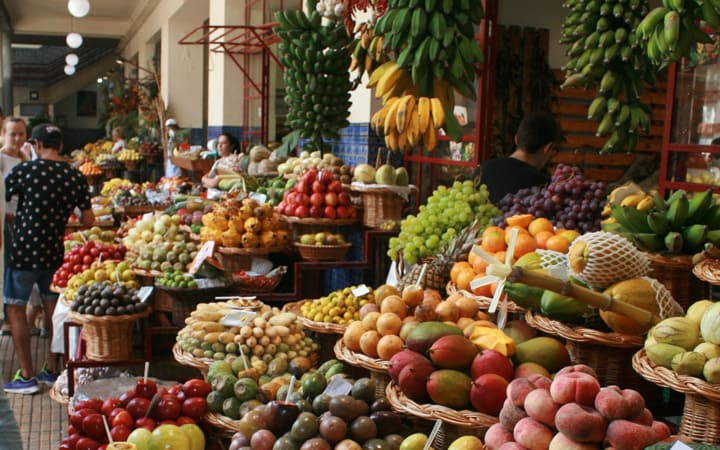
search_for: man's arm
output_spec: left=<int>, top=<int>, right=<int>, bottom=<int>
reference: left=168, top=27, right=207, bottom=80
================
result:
left=80, top=209, right=94, bottom=228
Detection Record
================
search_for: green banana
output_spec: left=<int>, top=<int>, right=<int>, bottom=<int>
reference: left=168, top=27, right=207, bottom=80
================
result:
left=652, top=191, right=668, bottom=212
left=706, top=229, right=720, bottom=247
left=410, top=8, right=428, bottom=37
left=663, top=10, right=680, bottom=46
left=666, top=192, right=689, bottom=230
left=615, top=104, right=631, bottom=125
left=647, top=211, right=670, bottom=235
left=703, top=204, right=720, bottom=229
left=687, top=189, right=714, bottom=224
left=599, top=70, right=618, bottom=93
left=630, top=233, right=666, bottom=252
left=664, top=231, right=684, bottom=253
left=637, top=7, right=668, bottom=38
left=601, top=221, right=628, bottom=233
left=588, top=96, right=608, bottom=120
left=615, top=27, right=628, bottom=44
left=682, top=224, right=708, bottom=253
left=702, top=0, right=720, bottom=28
left=611, top=205, right=652, bottom=233
left=597, top=112, right=615, bottom=136
left=599, top=29, right=616, bottom=47
left=607, top=98, right=621, bottom=115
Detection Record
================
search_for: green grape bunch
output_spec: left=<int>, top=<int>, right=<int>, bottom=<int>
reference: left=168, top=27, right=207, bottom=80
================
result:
left=388, top=180, right=499, bottom=265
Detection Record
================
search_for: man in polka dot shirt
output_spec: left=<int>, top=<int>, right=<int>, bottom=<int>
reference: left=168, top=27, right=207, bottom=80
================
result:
left=3, top=123, right=93, bottom=394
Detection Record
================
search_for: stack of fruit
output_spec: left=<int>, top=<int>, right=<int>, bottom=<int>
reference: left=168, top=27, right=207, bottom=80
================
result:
left=484, top=365, right=670, bottom=449
left=117, top=148, right=142, bottom=163
left=62, top=377, right=207, bottom=450
left=63, top=260, right=137, bottom=302
left=80, top=161, right=103, bottom=176
left=69, top=281, right=148, bottom=317
left=252, top=176, right=296, bottom=207
left=495, top=164, right=607, bottom=233
left=604, top=188, right=720, bottom=254
left=643, top=300, right=720, bottom=383
left=175, top=302, right=319, bottom=364
left=200, top=197, right=290, bottom=248
left=227, top=376, right=408, bottom=450
left=53, top=240, right=128, bottom=288
left=297, top=231, right=347, bottom=247
left=277, top=168, right=357, bottom=220
left=132, top=240, right=199, bottom=274
left=277, top=151, right=354, bottom=185
left=388, top=180, right=499, bottom=266
left=156, top=269, right=199, bottom=289
left=63, top=226, right=118, bottom=252
left=122, top=213, right=190, bottom=252
left=205, top=357, right=343, bottom=420
left=352, top=160, right=410, bottom=187
left=299, top=285, right=375, bottom=326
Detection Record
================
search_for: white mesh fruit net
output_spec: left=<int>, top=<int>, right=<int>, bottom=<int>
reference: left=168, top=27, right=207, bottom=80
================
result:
left=645, top=276, right=685, bottom=318
left=538, top=249, right=569, bottom=280
left=568, top=231, right=650, bottom=290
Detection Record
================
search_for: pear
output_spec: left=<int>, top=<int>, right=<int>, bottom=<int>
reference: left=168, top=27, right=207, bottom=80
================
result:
left=353, top=164, right=376, bottom=183
left=375, top=164, right=397, bottom=185
left=395, top=167, right=409, bottom=186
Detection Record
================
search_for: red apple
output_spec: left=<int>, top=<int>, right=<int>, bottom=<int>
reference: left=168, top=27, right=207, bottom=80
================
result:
left=328, top=180, right=343, bottom=193
left=294, top=205, right=309, bottom=218
left=325, top=192, right=339, bottom=206
left=312, top=180, right=326, bottom=193
left=293, top=192, right=305, bottom=205
left=135, top=417, right=156, bottom=431
left=338, top=191, right=351, bottom=206
left=276, top=202, right=287, bottom=215
left=283, top=190, right=292, bottom=200
left=300, top=193, right=311, bottom=206
left=310, top=193, right=325, bottom=207
left=348, top=206, right=357, bottom=220
left=336, top=205, right=349, bottom=219
left=471, top=349, right=514, bottom=381
left=110, top=424, right=132, bottom=442
left=309, top=205, right=324, bottom=218
left=101, top=397, right=122, bottom=417
left=324, top=206, right=337, bottom=219
left=319, top=170, right=334, bottom=184
left=304, top=168, right=318, bottom=182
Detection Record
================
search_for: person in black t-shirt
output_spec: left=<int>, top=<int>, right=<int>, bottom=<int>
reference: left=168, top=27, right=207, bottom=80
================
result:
left=480, top=112, right=562, bottom=204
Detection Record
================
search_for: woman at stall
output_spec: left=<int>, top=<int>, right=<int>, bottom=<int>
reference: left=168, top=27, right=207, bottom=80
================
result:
left=110, top=126, right=126, bottom=153
left=201, top=132, right=241, bottom=188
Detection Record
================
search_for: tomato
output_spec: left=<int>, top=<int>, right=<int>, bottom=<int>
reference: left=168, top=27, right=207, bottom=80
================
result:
left=89, top=247, right=99, bottom=257
left=182, top=379, right=211, bottom=398
left=181, top=397, right=207, bottom=419
left=73, top=263, right=82, bottom=273
left=135, top=416, right=156, bottom=431
left=71, top=254, right=82, bottom=265
left=166, top=384, right=183, bottom=396
left=111, top=410, right=133, bottom=428
left=75, top=398, right=103, bottom=413
left=101, top=397, right=122, bottom=417
left=154, top=395, right=182, bottom=420
left=118, top=389, right=136, bottom=407
left=81, top=413, right=106, bottom=441
left=126, top=397, right=151, bottom=419
left=70, top=408, right=97, bottom=429
left=67, top=424, right=79, bottom=435
left=135, top=378, right=157, bottom=399
left=110, top=424, right=132, bottom=442
left=176, top=416, right=197, bottom=426
left=75, top=437, right=100, bottom=450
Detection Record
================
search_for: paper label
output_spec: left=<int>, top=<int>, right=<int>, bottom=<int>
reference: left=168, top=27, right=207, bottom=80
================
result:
left=220, top=310, right=257, bottom=327
left=352, top=284, right=370, bottom=297
left=188, top=240, right=216, bottom=274
left=322, top=376, right=353, bottom=396
left=669, top=442, right=693, bottom=450
left=137, top=286, right=154, bottom=303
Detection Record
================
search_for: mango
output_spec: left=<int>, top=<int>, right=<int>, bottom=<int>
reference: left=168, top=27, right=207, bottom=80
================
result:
left=405, top=321, right=462, bottom=354
left=649, top=317, right=699, bottom=350
left=426, top=369, right=472, bottom=410
left=502, top=319, right=537, bottom=345
left=428, top=335, right=478, bottom=370
left=645, top=343, right=686, bottom=368
left=601, top=278, right=660, bottom=335
left=513, top=336, right=570, bottom=373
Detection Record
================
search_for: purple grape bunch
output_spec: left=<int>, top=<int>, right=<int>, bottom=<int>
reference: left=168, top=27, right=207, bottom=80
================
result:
left=495, top=164, right=607, bottom=233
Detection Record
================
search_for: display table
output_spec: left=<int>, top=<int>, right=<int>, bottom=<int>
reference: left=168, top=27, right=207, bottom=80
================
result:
left=170, top=156, right=215, bottom=182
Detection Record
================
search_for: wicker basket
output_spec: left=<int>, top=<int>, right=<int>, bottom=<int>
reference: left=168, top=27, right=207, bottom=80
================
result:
left=295, top=242, right=351, bottom=261
left=524, top=311, right=662, bottom=404
left=68, top=308, right=151, bottom=362
left=334, top=338, right=389, bottom=399
left=172, top=344, right=212, bottom=378
left=155, top=285, right=231, bottom=326
left=693, top=258, right=720, bottom=285
left=217, top=245, right=286, bottom=274
left=633, top=349, right=720, bottom=444
left=645, top=252, right=709, bottom=310
left=283, top=300, right=347, bottom=334
left=282, top=215, right=358, bottom=236
left=203, top=412, right=244, bottom=437
left=229, top=271, right=284, bottom=292
left=119, top=204, right=156, bottom=216
left=357, top=188, right=406, bottom=228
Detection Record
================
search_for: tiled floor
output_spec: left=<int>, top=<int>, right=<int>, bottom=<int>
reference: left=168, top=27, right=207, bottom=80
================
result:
left=0, top=334, right=67, bottom=450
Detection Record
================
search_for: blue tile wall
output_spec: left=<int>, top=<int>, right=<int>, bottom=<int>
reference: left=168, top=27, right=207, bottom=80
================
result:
left=324, top=226, right=365, bottom=292
left=189, top=128, right=204, bottom=146
left=207, top=126, right=243, bottom=142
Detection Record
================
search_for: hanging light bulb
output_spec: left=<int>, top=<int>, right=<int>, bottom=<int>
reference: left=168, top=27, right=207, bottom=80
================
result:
left=66, top=32, right=83, bottom=49
left=68, top=0, right=90, bottom=18
left=64, top=65, right=76, bottom=75
left=65, top=53, right=79, bottom=66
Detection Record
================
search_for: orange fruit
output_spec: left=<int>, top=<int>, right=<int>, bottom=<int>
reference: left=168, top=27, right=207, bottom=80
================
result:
left=513, top=233, right=538, bottom=258
left=451, top=261, right=472, bottom=283
left=528, top=217, right=554, bottom=237
left=481, top=229, right=506, bottom=253
left=455, top=268, right=476, bottom=291
left=546, top=235, right=571, bottom=253
left=505, top=214, right=534, bottom=229
left=494, top=251, right=515, bottom=265
left=558, top=229, right=581, bottom=243
left=534, top=230, right=555, bottom=250
left=470, top=274, right=492, bottom=297
left=482, top=225, right=505, bottom=239
left=505, top=226, right=530, bottom=244
left=471, top=255, right=489, bottom=275
left=489, top=281, right=500, bottom=296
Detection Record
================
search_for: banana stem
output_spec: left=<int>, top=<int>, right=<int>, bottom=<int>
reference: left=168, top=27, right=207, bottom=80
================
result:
left=506, top=266, right=661, bottom=327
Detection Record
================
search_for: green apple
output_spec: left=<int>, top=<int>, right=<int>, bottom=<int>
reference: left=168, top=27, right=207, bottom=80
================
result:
left=127, top=428, right=152, bottom=450
left=180, top=424, right=205, bottom=450
left=300, top=234, right=314, bottom=245
left=150, top=424, right=190, bottom=450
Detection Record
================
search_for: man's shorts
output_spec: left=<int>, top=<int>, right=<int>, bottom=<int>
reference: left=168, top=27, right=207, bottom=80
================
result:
left=4, top=269, right=58, bottom=306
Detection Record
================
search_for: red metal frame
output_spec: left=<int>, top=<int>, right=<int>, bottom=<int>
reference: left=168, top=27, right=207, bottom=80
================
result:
left=404, top=0, right=498, bottom=206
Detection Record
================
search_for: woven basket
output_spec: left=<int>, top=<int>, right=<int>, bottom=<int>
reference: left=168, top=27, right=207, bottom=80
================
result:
left=334, top=338, right=389, bottom=399
left=68, top=308, right=151, bottom=362
left=295, top=243, right=351, bottom=261
left=358, top=189, right=405, bottom=228
left=282, top=215, right=358, bottom=236
left=230, top=271, right=283, bottom=292
left=645, top=252, right=709, bottom=310
left=155, top=285, right=230, bottom=326
left=119, top=204, right=155, bottom=216
left=283, top=300, right=347, bottom=334
left=217, top=245, right=286, bottom=274
left=172, top=344, right=212, bottom=378
left=203, top=412, right=244, bottom=437
left=693, top=258, right=720, bottom=285
left=633, top=349, right=720, bottom=444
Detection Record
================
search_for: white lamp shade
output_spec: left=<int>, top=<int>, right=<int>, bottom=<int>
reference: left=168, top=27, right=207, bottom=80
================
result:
left=64, top=65, right=76, bottom=75
left=68, top=0, right=90, bottom=18
left=65, top=53, right=79, bottom=66
left=66, top=32, right=83, bottom=49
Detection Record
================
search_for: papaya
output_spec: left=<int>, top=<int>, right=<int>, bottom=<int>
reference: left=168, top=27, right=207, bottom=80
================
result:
left=426, top=369, right=472, bottom=410
left=504, top=282, right=543, bottom=310
left=600, top=278, right=660, bottom=335
left=469, top=326, right=516, bottom=356
left=405, top=321, right=463, bottom=354
left=540, top=290, right=591, bottom=323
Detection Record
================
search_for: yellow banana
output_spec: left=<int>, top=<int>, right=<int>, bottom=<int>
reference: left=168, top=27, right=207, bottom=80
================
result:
left=385, top=130, right=399, bottom=151
left=383, top=97, right=402, bottom=134
left=376, top=63, right=405, bottom=99
left=371, top=109, right=385, bottom=134
left=636, top=196, right=655, bottom=212
left=407, top=107, right=421, bottom=147
left=398, top=127, right=408, bottom=150
left=396, top=95, right=417, bottom=134
left=423, top=115, right=438, bottom=151
left=620, top=192, right=647, bottom=207
left=417, top=97, right=431, bottom=133
left=429, top=97, right=446, bottom=129
left=367, top=60, right=395, bottom=88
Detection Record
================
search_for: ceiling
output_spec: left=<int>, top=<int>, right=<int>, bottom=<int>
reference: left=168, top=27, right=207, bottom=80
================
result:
left=1, top=0, right=142, bottom=87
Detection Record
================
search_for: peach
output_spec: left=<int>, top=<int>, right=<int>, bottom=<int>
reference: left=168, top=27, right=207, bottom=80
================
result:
left=554, top=402, right=607, bottom=443
left=484, top=423, right=514, bottom=450
left=526, top=373, right=552, bottom=391
left=507, top=378, right=536, bottom=407
left=620, top=388, right=646, bottom=418
left=651, top=421, right=671, bottom=441
left=605, top=420, right=658, bottom=450
left=513, top=418, right=554, bottom=450
left=499, top=398, right=527, bottom=431
left=470, top=374, right=508, bottom=415
left=594, top=386, right=629, bottom=421
left=548, top=432, right=601, bottom=450
left=556, top=364, right=598, bottom=379
left=628, top=408, right=653, bottom=427
left=514, top=362, right=551, bottom=379
left=523, top=388, right=559, bottom=428
left=498, top=443, right=529, bottom=450
left=549, top=372, right=600, bottom=406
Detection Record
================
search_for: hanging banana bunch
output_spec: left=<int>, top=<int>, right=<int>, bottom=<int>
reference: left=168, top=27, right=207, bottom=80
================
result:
left=636, top=0, right=715, bottom=67
left=560, top=0, right=656, bottom=153
left=348, top=23, right=389, bottom=87
left=275, top=9, right=353, bottom=150
left=365, top=0, right=484, bottom=152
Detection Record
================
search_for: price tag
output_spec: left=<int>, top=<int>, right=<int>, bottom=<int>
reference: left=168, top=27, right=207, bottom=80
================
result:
left=220, top=310, right=257, bottom=327
left=188, top=240, right=216, bottom=275
left=352, top=284, right=370, bottom=297
left=137, top=286, right=154, bottom=303
left=322, top=375, right=353, bottom=397
left=669, top=442, right=693, bottom=450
